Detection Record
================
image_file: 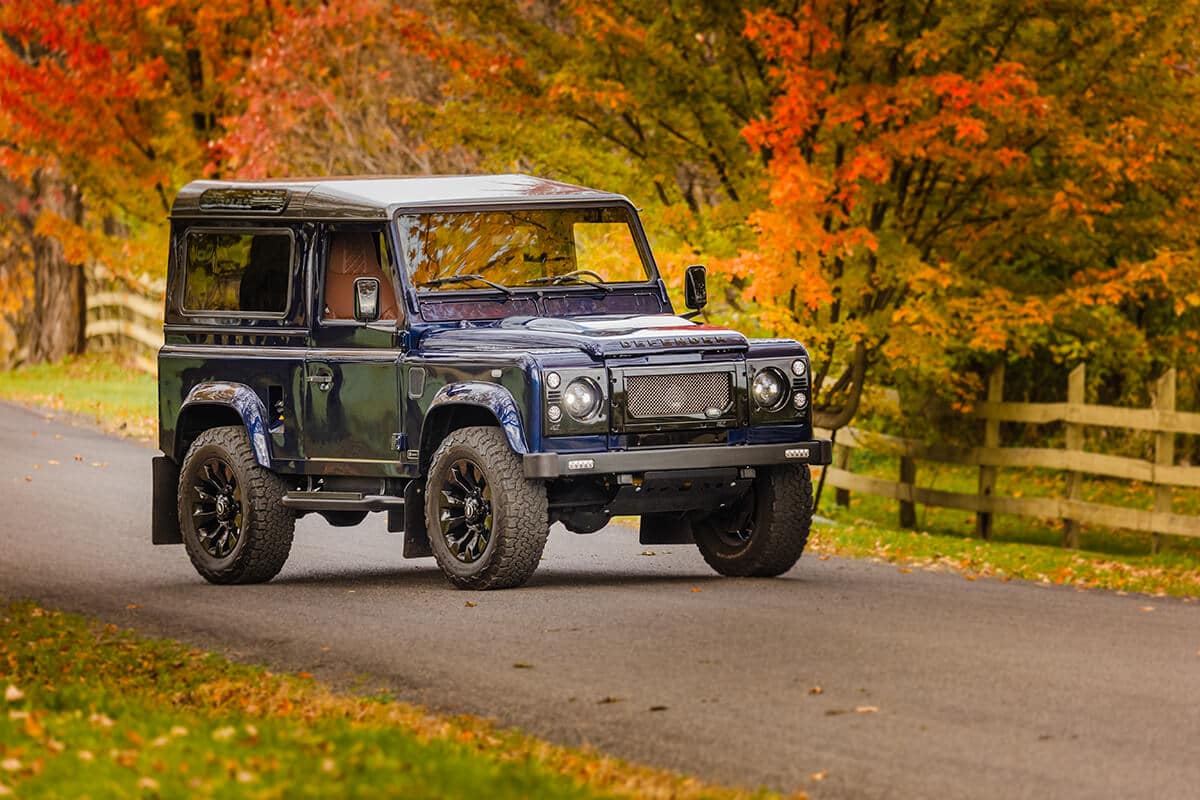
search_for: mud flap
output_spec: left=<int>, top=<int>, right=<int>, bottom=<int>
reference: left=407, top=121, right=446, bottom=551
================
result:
left=639, top=512, right=695, bottom=545
left=152, top=456, right=183, bottom=545
left=400, top=479, right=432, bottom=558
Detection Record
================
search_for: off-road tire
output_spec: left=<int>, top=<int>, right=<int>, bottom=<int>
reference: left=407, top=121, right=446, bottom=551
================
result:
left=425, top=426, right=549, bottom=589
left=692, top=464, right=813, bottom=577
left=178, top=425, right=295, bottom=584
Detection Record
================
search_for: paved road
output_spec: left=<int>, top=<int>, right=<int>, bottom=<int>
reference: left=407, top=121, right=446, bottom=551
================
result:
left=2, top=401, right=1199, bottom=799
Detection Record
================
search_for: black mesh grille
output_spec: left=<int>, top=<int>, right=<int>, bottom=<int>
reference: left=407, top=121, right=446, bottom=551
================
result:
left=626, top=372, right=732, bottom=418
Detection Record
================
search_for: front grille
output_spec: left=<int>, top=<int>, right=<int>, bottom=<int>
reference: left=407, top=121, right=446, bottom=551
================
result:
left=626, top=372, right=732, bottom=418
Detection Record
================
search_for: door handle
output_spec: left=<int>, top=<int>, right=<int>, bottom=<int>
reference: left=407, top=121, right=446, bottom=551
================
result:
left=307, top=373, right=333, bottom=391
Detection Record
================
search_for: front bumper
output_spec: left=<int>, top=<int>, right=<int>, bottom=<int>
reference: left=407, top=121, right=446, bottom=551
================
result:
left=522, top=439, right=833, bottom=479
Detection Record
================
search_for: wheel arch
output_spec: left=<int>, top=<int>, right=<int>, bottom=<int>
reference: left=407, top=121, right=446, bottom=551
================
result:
left=176, top=382, right=272, bottom=468
left=419, top=382, right=528, bottom=473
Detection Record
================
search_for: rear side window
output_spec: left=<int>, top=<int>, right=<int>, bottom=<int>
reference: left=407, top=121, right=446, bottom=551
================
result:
left=182, top=229, right=293, bottom=315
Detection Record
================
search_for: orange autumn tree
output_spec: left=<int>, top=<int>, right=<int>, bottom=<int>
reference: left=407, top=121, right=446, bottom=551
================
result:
left=738, top=0, right=1200, bottom=427
left=0, top=0, right=275, bottom=361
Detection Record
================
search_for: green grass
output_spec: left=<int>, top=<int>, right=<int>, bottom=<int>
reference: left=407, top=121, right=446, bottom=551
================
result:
left=0, top=601, right=773, bottom=800
left=814, top=448, right=1200, bottom=597
left=0, top=353, right=157, bottom=440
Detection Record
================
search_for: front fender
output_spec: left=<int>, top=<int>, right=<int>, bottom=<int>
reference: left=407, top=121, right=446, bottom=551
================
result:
left=180, top=382, right=272, bottom=468
left=425, top=381, right=528, bottom=455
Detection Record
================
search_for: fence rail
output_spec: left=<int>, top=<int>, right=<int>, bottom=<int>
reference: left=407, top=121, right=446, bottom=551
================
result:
left=84, top=290, right=162, bottom=373
left=817, top=364, right=1200, bottom=546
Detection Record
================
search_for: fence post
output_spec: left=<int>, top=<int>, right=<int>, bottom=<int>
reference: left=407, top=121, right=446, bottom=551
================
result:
left=835, top=444, right=851, bottom=508
left=975, top=365, right=1004, bottom=540
left=898, top=454, right=917, bottom=529
left=1153, top=369, right=1177, bottom=555
left=1062, top=364, right=1085, bottom=549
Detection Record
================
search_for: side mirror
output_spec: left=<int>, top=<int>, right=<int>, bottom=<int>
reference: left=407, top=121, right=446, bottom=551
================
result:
left=353, top=277, right=381, bottom=323
left=683, top=264, right=707, bottom=317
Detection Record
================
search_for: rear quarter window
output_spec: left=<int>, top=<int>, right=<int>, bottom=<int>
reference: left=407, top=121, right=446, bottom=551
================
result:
left=182, top=229, right=294, bottom=315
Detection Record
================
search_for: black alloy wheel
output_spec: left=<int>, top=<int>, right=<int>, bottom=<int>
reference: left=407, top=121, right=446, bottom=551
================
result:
left=437, top=458, right=494, bottom=563
left=189, top=458, right=244, bottom=559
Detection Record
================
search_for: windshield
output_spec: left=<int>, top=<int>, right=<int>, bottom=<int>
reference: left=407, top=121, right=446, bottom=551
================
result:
left=397, top=207, right=653, bottom=292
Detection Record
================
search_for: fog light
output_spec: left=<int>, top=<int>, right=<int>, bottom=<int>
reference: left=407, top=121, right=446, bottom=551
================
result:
left=793, top=393, right=808, bottom=410
left=548, top=404, right=562, bottom=422
left=791, top=359, right=807, bottom=377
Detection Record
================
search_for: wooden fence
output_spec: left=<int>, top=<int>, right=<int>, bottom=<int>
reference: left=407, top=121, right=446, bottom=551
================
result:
left=816, top=365, right=1200, bottom=548
left=84, top=290, right=163, bottom=374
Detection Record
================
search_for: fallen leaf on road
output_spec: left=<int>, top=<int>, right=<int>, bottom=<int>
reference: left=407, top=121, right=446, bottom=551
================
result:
left=1139, top=606, right=1155, bottom=612
left=32, top=464, right=40, bottom=470
left=809, top=771, right=828, bottom=782
left=898, top=568, right=912, bottom=574
left=818, top=555, right=830, bottom=561
left=54, top=434, right=62, bottom=440
left=513, top=662, right=534, bottom=669
left=126, top=604, right=140, bottom=610
left=808, top=686, right=823, bottom=695
left=464, top=601, right=477, bottom=608
left=824, top=709, right=846, bottom=716
left=690, top=587, right=702, bottom=593
left=649, top=705, right=668, bottom=712
left=47, top=460, right=59, bottom=465
left=320, top=646, right=331, bottom=653
left=297, top=672, right=314, bottom=679
left=91, top=462, right=108, bottom=468
left=73, top=455, right=84, bottom=462
left=964, top=575, right=977, bottom=582
left=4, top=686, right=23, bottom=703
left=597, top=696, right=624, bottom=704
left=854, top=705, right=879, bottom=714
left=22, top=477, right=31, bottom=482
left=640, top=550, right=656, bottom=556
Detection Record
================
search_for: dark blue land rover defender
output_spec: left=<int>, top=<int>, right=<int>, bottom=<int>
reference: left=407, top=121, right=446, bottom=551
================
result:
left=152, top=175, right=832, bottom=589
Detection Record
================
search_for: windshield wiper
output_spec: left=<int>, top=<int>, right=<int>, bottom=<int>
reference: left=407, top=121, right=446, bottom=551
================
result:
left=526, top=270, right=613, bottom=293
left=420, top=274, right=514, bottom=295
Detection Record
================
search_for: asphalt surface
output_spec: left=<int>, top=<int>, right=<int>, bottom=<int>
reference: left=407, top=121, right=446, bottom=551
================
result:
left=2, top=401, right=1199, bottom=799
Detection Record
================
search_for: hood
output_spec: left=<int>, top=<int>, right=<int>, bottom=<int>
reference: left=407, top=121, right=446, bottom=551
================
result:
left=418, top=314, right=748, bottom=358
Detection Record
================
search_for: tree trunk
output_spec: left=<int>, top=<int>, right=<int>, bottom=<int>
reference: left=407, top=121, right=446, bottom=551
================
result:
left=23, top=171, right=86, bottom=364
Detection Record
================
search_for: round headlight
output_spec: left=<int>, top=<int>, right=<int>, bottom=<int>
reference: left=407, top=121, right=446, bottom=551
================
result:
left=752, top=368, right=788, bottom=411
left=546, top=371, right=561, bottom=390
left=791, top=359, right=807, bottom=377
left=562, top=378, right=602, bottom=420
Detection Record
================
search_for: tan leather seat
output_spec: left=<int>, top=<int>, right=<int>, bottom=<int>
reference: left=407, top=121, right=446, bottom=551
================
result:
left=325, top=232, right=399, bottom=321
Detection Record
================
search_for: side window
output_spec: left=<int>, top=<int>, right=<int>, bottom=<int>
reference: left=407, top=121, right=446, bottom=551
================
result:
left=182, top=229, right=292, bottom=315
left=322, top=229, right=401, bottom=322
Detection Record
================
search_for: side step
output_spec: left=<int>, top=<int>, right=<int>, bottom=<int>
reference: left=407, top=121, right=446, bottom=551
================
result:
left=281, top=491, right=405, bottom=513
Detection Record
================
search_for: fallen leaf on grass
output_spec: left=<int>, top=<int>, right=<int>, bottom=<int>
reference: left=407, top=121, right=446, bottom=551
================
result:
left=0, top=783, right=13, bottom=796
left=297, top=672, right=314, bottom=679
left=4, top=686, right=23, bottom=703
left=137, top=778, right=160, bottom=792
left=809, top=771, right=828, bottom=782
left=212, top=726, right=236, bottom=742
left=0, top=760, right=19, bottom=773
left=88, top=713, right=114, bottom=728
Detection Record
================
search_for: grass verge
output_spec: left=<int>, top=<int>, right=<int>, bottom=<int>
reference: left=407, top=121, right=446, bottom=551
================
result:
left=0, top=353, right=157, bottom=441
left=0, top=601, right=778, bottom=800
